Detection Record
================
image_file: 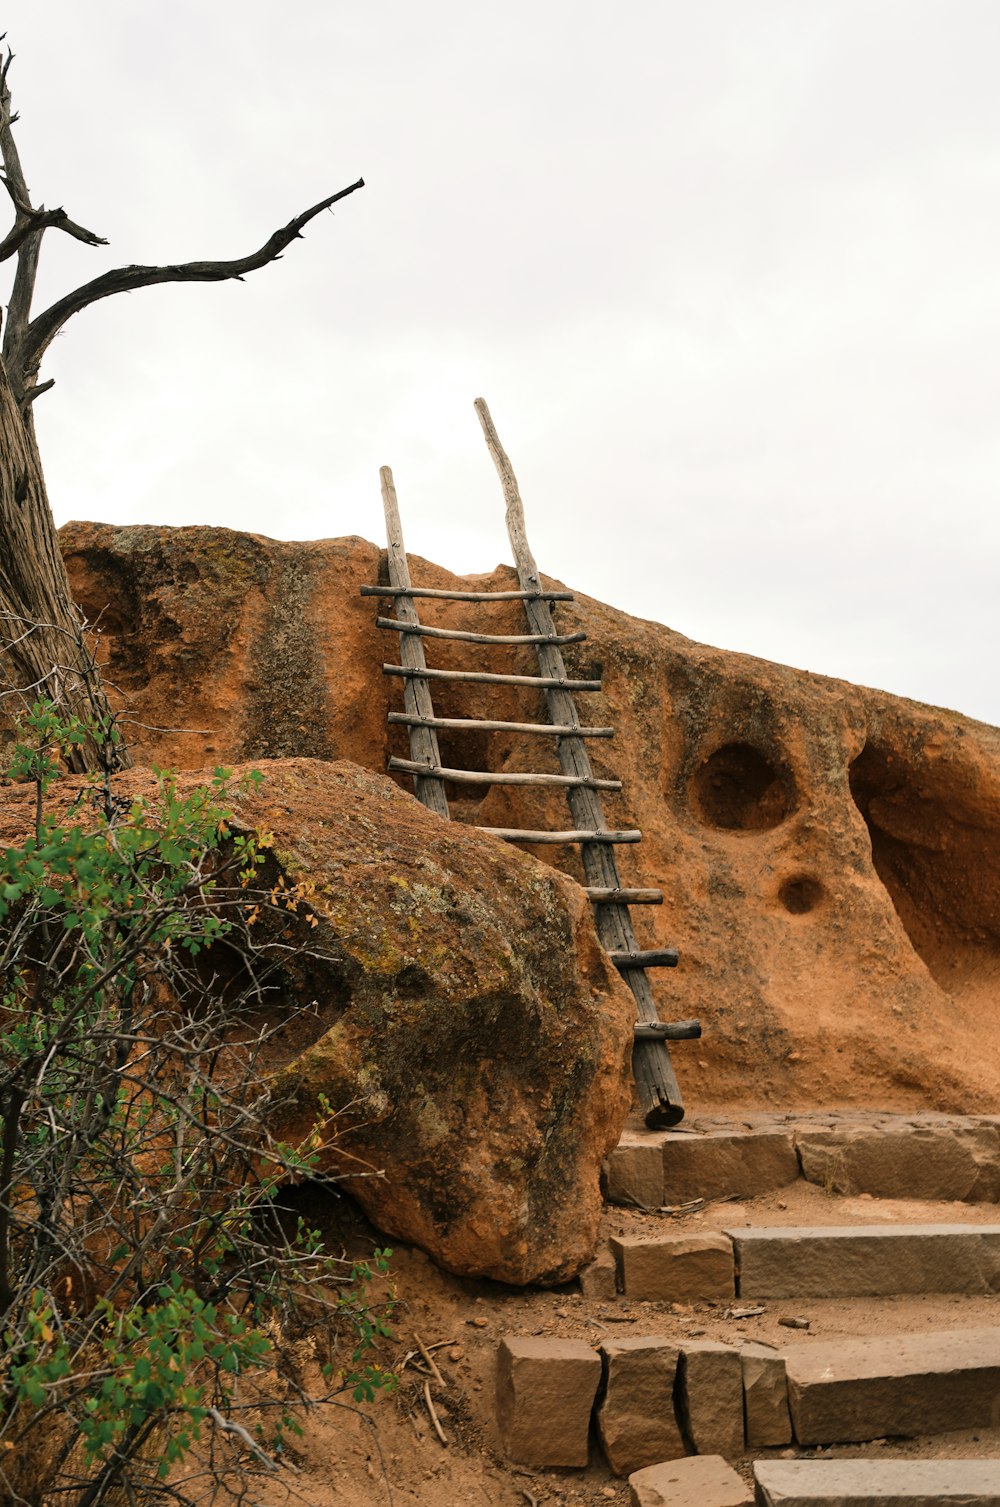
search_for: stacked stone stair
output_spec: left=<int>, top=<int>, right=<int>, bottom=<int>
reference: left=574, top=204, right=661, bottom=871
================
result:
left=497, top=1111, right=1000, bottom=1504
left=605, top=1110, right=1000, bottom=1210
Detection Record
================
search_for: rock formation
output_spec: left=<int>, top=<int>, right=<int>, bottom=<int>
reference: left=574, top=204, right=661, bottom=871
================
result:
left=0, top=757, right=634, bottom=1284
left=59, top=521, right=1000, bottom=1118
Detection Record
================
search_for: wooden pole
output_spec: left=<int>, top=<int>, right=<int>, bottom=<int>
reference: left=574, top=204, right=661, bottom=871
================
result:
left=388, top=713, right=614, bottom=737
left=379, top=467, right=449, bottom=821
left=383, top=664, right=603, bottom=692
left=473, top=398, right=686, bottom=1127
left=376, top=617, right=587, bottom=647
left=363, top=585, right=575, bottom=602
left=389, top=757, right=622, bottom=791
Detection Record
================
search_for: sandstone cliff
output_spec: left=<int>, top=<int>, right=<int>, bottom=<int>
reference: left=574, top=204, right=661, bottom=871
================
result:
left=60, top=521, right=1000, bottom=1116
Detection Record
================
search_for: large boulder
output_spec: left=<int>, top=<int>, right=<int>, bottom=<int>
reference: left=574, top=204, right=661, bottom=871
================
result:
left=0, top=757, right=631, bottom=1285
left=60, top=522, right=1000, bottom=1113
left=235, top=760, right=635, bottom=1284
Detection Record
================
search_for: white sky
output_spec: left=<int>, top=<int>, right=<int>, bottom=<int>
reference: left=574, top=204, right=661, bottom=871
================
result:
left=4, top=2, right=1000, bottom=723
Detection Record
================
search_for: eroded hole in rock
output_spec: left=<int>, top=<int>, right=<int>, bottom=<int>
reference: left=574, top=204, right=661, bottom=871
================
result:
left=778, top=874, right=825, bottom=915
left=178, top=853, right=350, bottom=1071
left=690, top=742, right=795, bottom=831
left=186, top=932, right=347, bottom=1070
left=849, top=739, right=1000, bottom=998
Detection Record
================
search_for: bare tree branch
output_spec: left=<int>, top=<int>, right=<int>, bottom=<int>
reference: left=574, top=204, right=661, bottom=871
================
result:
left=0, top=34, right=365, bottom=766
left=22, top=377, right=53, bottom=404
left=0, top=203, right=107, bottom=263
left=0, top=51, right=41, bottom=367
left=11, top=177, right=365, bottom=388
left=0, top=48, right=105, bottom=387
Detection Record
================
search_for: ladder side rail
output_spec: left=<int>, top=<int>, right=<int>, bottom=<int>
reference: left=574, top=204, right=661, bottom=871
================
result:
left=379, top=467, right=450, bottom=820
left=474, top=398, right=684, bottom=1127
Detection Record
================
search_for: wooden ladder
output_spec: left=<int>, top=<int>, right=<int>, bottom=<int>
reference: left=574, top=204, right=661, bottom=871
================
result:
left=361, top=399, right=699, bottom=1128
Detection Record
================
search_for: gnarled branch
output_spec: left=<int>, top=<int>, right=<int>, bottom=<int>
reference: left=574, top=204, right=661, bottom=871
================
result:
left=0, top=203, right=107, bottom=263
left=11, top=177, right=365, bottom=391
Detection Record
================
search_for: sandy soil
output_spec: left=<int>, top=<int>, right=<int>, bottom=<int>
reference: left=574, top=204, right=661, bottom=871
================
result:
left=189, top=1176, right=1000, bottom=1507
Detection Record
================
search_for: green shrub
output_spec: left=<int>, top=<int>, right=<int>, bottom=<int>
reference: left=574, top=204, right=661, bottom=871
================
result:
left=0, top=702, right=394, bottom=1504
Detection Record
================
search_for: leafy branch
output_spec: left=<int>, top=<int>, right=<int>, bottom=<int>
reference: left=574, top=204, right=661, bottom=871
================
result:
left=0, top=702, right=395, bottom=1504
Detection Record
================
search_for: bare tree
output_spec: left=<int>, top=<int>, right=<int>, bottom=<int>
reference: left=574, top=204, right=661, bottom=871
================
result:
left=0, top=42, right=363, bottom=769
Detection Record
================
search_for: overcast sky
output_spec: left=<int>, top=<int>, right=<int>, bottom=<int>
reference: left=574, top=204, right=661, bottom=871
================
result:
left=4, top=2, right=999, bottom=723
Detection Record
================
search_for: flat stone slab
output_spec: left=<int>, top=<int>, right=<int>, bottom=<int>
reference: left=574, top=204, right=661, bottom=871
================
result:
left=613, top=1112, right=1000, bottom=1206
left=631, top=1454, right=753, bottom=1507
left=785, top=1325, right=1000, bottom=1445
left=662, top=1129, right=800, bottom=1205
left=731, top=1224, right=1000, bottom=1297
left=754, top=1458, right=1000, bottom=1505
left=607, top=1127, right=798, bottom=1208
left=610, top=1232, right=735, bottom=1301
left=496, top=1336, right=601, bottom=1466
left=793, top=1118, right=1000, bottom=1203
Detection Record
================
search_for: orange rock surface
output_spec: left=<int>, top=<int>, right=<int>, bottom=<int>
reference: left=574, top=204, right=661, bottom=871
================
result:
left=0, top=757, right=634, bottom=1283
left=61, top=521, right=1000, bottom=1117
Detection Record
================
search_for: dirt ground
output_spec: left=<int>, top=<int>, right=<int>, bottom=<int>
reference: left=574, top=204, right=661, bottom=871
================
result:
left=190, top=1174, right=1000, bottom=1507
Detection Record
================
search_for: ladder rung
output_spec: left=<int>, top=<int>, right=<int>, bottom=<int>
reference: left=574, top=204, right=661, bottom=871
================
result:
left=388, top=713, right=614, bottom=737
left=478, top=827, right=641, bottom=845
left=362, top=585, right=574, bottom=602
left=585, top=887, right=663, bottom=905
left=609, top=947, right=679, bottom=970
left=376, top=617, right=586, bottom=647
left=388, top=758, right=621, bottom=791
left=383, top=664, right=602, bottom=692
left=634, top=1019, right=701, bottom=1041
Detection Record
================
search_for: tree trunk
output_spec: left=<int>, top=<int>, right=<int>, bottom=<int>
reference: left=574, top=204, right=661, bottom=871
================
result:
left=0, top=359, right=128, bottom=770
left=0, top=45, right=362, bottom=772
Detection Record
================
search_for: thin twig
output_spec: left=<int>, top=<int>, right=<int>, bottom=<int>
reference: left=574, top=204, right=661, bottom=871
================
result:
left=413, top=1331, right=446, bottom=1387
left=206, top=1406, right=280, bottom=1471
left=422, top=1380, right=448, bottom=1447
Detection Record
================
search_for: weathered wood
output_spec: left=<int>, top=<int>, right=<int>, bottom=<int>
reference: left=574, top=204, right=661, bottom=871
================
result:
left=388, top=757, right=621, bottom=791
left=7, top=178, right=366, bottom=394
left=609, top=948, right=679, bottom=970
left=634, top=1020, right=702, bottom=1041
left=0, top=64, right=127, bottom=766
left=384, top=664, right=602, bottom=692
left=376, top=617, right=586, bottom=648
left=378, top=468, right=449, bottom=820
left=0, top=357, right=126, bottom=767
left=585, top=887, right=663, bottom=905
left=362, top=585, right=574, bottom=602
left=475, top=396, right=686, bottom=1128
left=388, top=713, right=614, bottom=737
left=477, top=827, right=642, bottom=845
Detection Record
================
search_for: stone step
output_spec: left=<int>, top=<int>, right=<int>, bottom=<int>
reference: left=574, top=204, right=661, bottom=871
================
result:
left=607, top=1224, right=1000, bottom=1302
left=784, top=1325, right=1000, bottom=1445
left=753, top=1458, right=1000, bottom=1505
left=495, top=1326, right=1000, bottom=1474
left=605, top=1112, right=1000, bottom=1209
left=607, top=1125, right=799, bottom=1209
left=731, top=1223, right=1000, bottom=1297
left=632, top=1455, right=753, bottom=1506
